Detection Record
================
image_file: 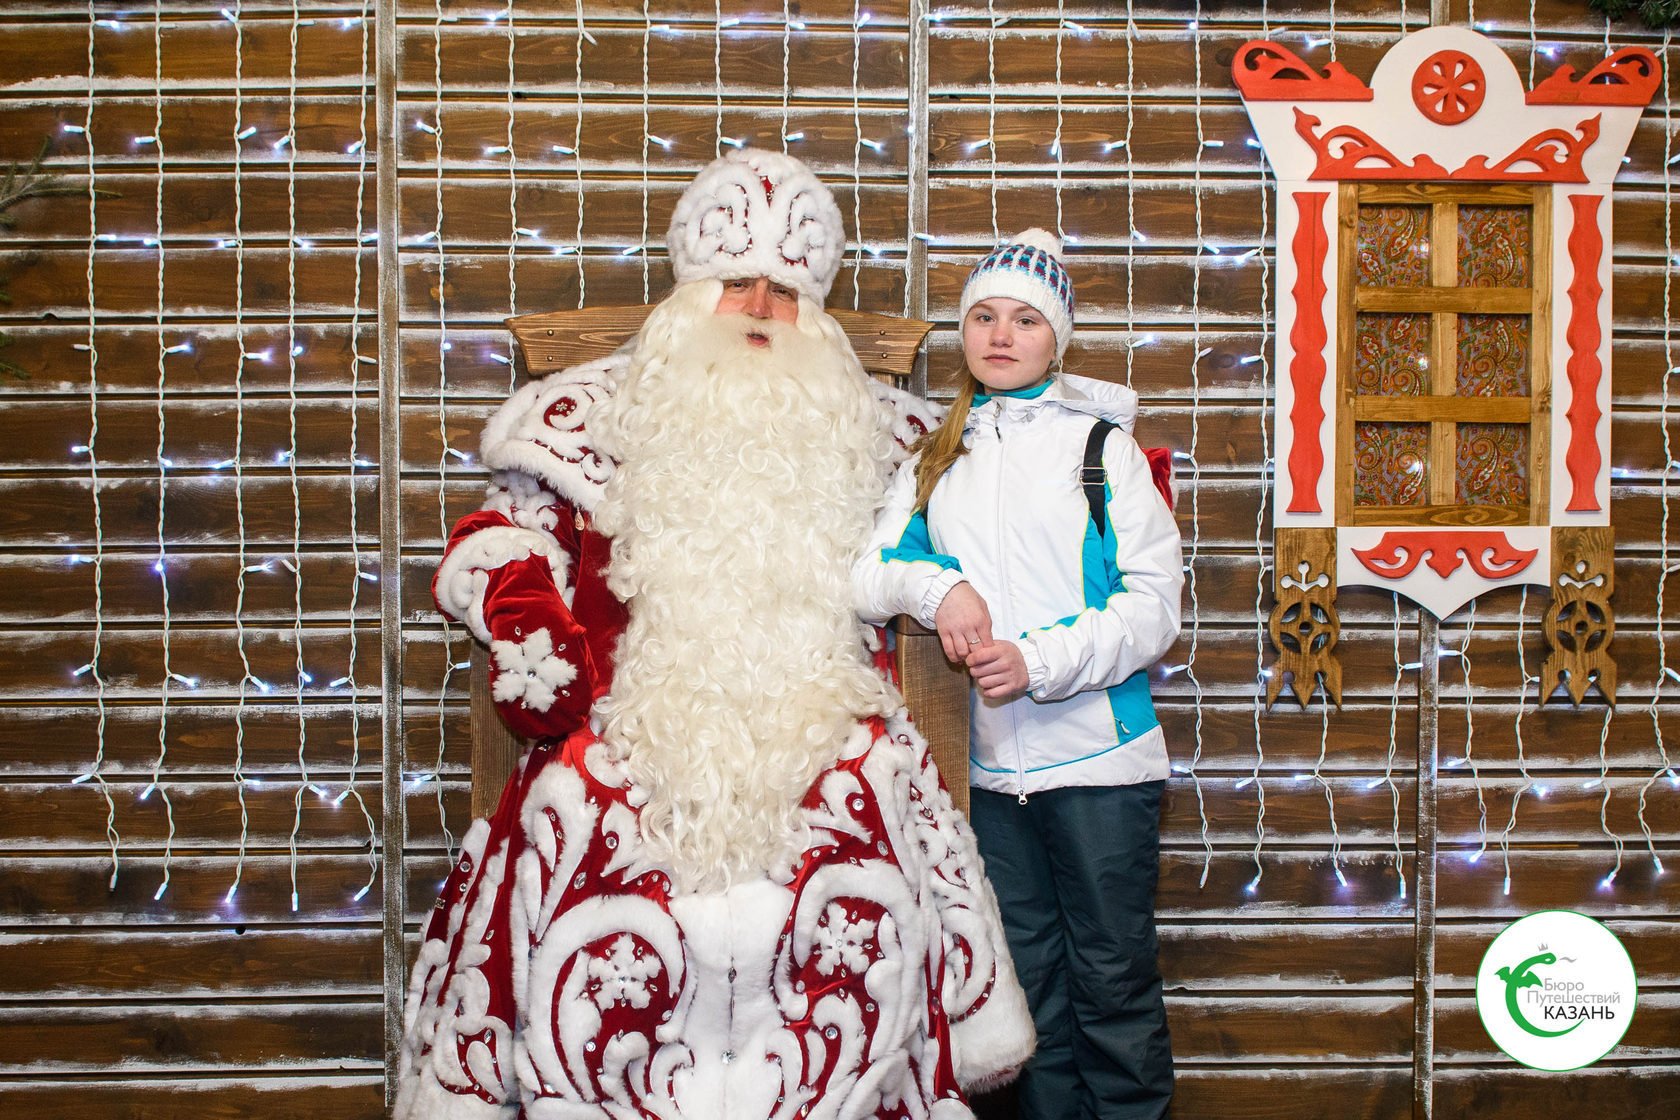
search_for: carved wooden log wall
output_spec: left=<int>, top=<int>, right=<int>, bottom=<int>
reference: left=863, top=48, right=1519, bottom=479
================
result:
left=0, top=1, right=1675, bottom=1118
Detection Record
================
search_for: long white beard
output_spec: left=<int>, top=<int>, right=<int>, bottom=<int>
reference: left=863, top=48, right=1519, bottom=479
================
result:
left=591, top=280, right=901, bottom=894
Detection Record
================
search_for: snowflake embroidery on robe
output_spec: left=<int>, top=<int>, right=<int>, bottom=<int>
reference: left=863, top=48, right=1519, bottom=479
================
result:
left=812, top=902, right=877, bottom=976
left=490, top=627, right=578, bottom=712
left=587, top=934, right=662, bottom=1011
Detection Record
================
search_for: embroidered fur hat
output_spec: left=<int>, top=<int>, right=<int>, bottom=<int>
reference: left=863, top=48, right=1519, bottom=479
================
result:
left=959, top=228, right=1076, bottom=356
left=667, top=148, right=846, bottom=304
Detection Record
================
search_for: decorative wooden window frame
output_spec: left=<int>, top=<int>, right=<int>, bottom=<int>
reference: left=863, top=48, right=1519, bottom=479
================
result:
left=1337, top=182, right=1551, bottom=530
left=1235, top=27, right=1660, bottom=708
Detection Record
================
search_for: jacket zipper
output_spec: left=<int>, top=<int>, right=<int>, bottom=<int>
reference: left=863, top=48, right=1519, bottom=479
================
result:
left=994, top=413, right=1028, bottom=805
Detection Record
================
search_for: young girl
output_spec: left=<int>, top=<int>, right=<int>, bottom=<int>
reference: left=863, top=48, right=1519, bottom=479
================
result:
left=853, top=230, right=1183, bottom=1119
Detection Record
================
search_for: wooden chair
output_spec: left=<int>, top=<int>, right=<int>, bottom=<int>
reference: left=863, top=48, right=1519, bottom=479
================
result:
left=468, top=305, right=974, bottom=819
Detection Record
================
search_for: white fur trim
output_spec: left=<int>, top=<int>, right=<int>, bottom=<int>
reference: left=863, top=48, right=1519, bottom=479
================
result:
left=435, top=525, right=571, bottom=643
left=667, top=148, right=845, bottom=303
left=870, top=380, right=945, bottom=466
left=479, top=356, right=621, bottom=512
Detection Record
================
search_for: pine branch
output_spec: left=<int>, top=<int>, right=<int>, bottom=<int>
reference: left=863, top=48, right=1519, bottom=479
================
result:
left=0, top=140, right=89, bottom=231
left=1590, top=0, right=1680, bottom=29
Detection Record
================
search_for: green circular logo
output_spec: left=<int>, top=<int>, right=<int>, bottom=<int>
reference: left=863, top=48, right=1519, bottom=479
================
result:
left=1475, top=910, right=1638, bottom=1071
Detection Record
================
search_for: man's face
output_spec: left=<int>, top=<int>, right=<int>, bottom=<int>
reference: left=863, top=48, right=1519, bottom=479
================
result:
left=715, top=276, right=800, bottom=346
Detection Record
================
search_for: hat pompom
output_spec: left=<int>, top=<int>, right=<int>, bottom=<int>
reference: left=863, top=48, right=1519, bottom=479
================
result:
left=1008, top=227, right=1064, bottom=261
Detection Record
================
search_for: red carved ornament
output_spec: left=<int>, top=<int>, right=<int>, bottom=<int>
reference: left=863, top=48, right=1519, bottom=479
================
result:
left=1564, top=193, right=1606, bottom=513
left=1527, top=46, right=1663, bottom=107
left=1352, top=531, right=1540, bottom=581
left=1412, top=50, right=1486, bottom=125
left=1295, top=109, right=1599, bottom=183
left=1286, top=191, right=1330, bottom=514
left=1232, top=41, right=1375, bottom=101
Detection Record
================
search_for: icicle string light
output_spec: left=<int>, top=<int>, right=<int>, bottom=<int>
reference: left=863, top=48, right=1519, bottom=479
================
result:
left=986, top=0, right=998, bottom=242
left=1185, top=1, right=1212, bottom=888
left=1455, top=604, right=1488, bottom=864
left=342, top=0, right=378, bottom=905
left=1500, top=587, right=1538, bottom=897
left=1597, top=708, right=1624, bottom=889
left=1642, top=28, right=1678, bottom=878
left=1385, top=595, right=1406, bottom=899
left=433, top=0, right=457, bottom=863
left=1052, top=0, right=1065, bottom=241
left=715, top=0, right=729, bottom=159
left=850, top=0, right=865, bottom=309
left=640, top=2, right=652, bottom=302
left=503, top=0, right=519, bottom=390
left=1124, top=1, right=1137, bottom=385
left=149, top=0, right=178, bottom=903
left=1314, top=680, right=1346, bottom=887
left=228, top=0, right=252, bottom=906
left=1247, top=0, right=1274, bottom=900
left=82, top=0, right=120, bottom=891
left=572, top=1, right=587, bottom=305
left=780, top=0, right=791, bottom=152
left=286, top=0, right=311, bottom=916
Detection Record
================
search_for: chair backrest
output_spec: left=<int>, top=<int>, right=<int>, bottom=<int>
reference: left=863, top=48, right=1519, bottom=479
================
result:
left=507, top=304, right=932, bottom=378
left=469, top=305, right=970, bottom=821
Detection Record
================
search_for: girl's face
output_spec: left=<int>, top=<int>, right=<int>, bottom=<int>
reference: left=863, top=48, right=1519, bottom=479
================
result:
left=962, top=297, right=1057, bottom=392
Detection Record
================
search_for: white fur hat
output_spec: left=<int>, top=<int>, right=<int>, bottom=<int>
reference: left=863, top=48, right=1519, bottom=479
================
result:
left=667, top=148, right=846, bottom=304
left=959, top=228, right=1076, bottom=356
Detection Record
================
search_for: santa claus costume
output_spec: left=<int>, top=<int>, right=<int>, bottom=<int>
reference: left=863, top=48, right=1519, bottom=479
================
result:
left=396, top=149, right=1035, bottom=1120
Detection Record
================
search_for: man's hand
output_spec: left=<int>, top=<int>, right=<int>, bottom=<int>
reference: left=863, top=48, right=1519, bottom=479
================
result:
left=934, top=581, right=993, bottom=663
left=967, top=641, right=1029, bottom=700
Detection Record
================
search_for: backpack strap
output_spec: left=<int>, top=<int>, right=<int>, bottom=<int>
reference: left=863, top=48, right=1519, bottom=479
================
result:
left=1082, top=419, right=1118, bottom=539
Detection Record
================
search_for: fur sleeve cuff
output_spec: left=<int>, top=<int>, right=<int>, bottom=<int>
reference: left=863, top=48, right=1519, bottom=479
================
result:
left=435, top=525, right=571, bottom=643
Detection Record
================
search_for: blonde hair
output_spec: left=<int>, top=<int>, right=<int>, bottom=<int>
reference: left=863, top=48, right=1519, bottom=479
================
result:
left=912, top=369, right=984, bottom=512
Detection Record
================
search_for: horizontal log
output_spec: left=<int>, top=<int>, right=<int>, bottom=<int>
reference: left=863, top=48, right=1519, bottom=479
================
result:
left=0, top=852, right=426, bottom=925
left=0, top=928, right=380, bottom=999
left=0, top=398, right=379, bottom=472
left=1166, top=993, right=1413, bottom=1063
left=1159, top=920, right=1415, bottom=991
left=0, top=1001, right=379, bottom=1074
left=0, top=475, right=378, bottom=546
left=0, top=1077, right=385, bottom=1120
left=399, top=22, right=907, bottom=96
left=1166, top=1067, right=1413, bottom=1120
left=0, top=703, right=443, bottom=779
left=1, top=18, right=373, bottom=91
left=1434, top=919, right=1680, bottom=989
left=0, top=97, right=372, bottom=167
left=1437, top=776, right=1680, bottom=845
left=1435, top=846, right=1676, bottom=918
left=1435, top=992, right=1680, bottom=1061
left=0, top=780, right=452, bottom=853
left=0, top=551, right=383, bottom=625
left=1, top=325, right=373, bottom=397
left=0, top=246, right=371, bottom=319
left=1432, top=1065, right=1680, bottom=1120
left=0, top=624, right=379, bottom=701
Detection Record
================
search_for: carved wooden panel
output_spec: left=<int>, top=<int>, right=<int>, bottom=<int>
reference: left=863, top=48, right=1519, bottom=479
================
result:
left=1543, top=526, right=1617, bottom=706
left=1268, top=527, right=1344, bottom=708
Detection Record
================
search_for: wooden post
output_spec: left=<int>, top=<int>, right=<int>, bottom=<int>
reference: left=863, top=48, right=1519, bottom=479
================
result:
left=1413, top=612, right=1440, bottom=1120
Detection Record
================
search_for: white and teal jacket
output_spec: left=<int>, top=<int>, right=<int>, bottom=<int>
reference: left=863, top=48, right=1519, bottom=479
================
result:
left=852, top=374, right=1184, bottom=798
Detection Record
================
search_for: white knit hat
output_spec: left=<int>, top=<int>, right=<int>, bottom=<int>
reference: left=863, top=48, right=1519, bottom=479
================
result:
left=667, top=148, right=846, bottom=304
left=958, top=228, right=1076, bottom=355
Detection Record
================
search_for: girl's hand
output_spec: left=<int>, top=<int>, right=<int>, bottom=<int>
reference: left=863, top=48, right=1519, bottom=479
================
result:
left=967, top=641, right=1029, bottom=700
left=934, top=581, right=993, bottom=663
